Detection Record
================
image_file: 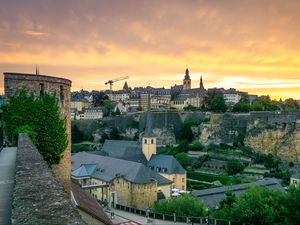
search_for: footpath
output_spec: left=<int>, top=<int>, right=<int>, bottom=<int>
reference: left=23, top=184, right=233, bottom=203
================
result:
left=109, top=208, right=190, bottom=225
left=0, top=147, right=17, bottom=225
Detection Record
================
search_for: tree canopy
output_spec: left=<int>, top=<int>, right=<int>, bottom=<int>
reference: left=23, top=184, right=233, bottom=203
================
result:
left=3, top=90, right=68, bottom=165
left=209, top=95, right=227, bottom=112
left=215, top=186, right=300, bottom=225
left=152, top=194, right=206, bottom=217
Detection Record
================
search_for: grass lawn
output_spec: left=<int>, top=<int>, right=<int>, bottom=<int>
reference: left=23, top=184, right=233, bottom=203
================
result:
left=187, top=171, right=251, bottom=187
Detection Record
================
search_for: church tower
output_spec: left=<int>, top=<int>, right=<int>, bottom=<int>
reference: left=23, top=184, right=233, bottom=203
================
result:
left=142, top=94, right=156, bottom=161
left=183, top=68, right=191, bottom=90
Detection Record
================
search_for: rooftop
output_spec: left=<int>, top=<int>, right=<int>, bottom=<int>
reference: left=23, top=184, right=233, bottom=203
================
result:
left=72, top=152, right=172, bottom=185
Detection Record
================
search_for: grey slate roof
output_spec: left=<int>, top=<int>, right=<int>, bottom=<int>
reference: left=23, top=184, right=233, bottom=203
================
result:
left=291, top=173, right=300, bottom=179
left=99, top=140, right=147, bottom=164
left=72, top=152, right=172, bottom=185
left=148, top=155, right=186, bottom=175
left=71, top=164, right=96, bottom=177
left=191, top=178, right=284, bottom=207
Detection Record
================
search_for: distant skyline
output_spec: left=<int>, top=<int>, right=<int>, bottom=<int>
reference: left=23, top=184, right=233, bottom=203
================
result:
left=1, top=0, right=300, bottom=99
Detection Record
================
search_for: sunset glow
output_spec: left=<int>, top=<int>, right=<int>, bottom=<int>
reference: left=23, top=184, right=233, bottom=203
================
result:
left=1, top=0, right=300, bottom=99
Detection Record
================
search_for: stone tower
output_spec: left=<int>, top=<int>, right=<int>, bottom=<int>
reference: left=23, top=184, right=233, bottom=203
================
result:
left=3, top=72, right=72, bottom=194
left=183, top=68, right=191, bottom=90
left=142, top=94, right=156, bottom=161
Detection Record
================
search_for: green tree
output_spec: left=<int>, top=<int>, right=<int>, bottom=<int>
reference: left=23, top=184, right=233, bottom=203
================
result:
left=251, top=96, right=279, bottom=111
left=220, top=186, right=289, bottom=225
left=71, top=124, right=85, bottom=143
left=109, top=127, right=121, bottom=140
left=152, top=194, right=206, bottom=217
left=209, top=95, right=227, bottom=113
left=232, top=98, right=251, bottom=112
left=285, top=186, right=300, bottom=224
left=180, top=123, right=194, bottom=142
left=100, top=132, right=109, bottom=143
left=103, top=100, right=113, bottom=116
left=227, top=160, right=245, bottom=175
left=115, top=107, right=121, bottom=116
left=176, top=140, right=189, bottom=153
left=175, top=152, right=189, bottom=168
left=3, top=90, right=68, bottom=165
left=15, top=125, right=37, bottom=144
left=284, top=98, right=299, bottom=110
left=189, top=141, right=204, bottom=151
left=92, top=91, right=108, bottom=107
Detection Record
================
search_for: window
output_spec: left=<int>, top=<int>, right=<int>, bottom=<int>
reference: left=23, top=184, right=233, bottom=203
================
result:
left=182, top=177, right=185, bottom=183
left=144, top=139, right=147, bottom=144
left=182, top=185, right=185, bottom=190
left=39, top=83, right=44, bottom=97
left=151, top=139, right=154, bottom=144
left=60, top=85, right=64, bottom=101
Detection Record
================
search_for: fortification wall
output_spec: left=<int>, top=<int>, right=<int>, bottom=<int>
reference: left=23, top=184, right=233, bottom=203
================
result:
left=12, top=134, right=86, bottom=225
left=4, top=72, right=72, bottom=194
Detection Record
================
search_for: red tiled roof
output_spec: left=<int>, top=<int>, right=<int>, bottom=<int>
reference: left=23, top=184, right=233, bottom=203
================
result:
left=71, top=182, right=114, bottom=225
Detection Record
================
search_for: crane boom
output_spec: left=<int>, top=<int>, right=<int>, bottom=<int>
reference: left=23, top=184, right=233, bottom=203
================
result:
left=105, top=75, right=129, bottom=100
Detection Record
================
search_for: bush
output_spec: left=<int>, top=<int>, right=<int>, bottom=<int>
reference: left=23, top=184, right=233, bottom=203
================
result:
left=71, top=144, right=92, bottom=153
left=226, top=160, right=245, bottom=175
left=152, top=194, right=206, bottom=217
left=128, top=120, right=139, bottom=129
left=15, top=125, right=37, bottom=144
left=189, top=142, right=204, bottom=151
left=3, top=90, right=68, bottom=165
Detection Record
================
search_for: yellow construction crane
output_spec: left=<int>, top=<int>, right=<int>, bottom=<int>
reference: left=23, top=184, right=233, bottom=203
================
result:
left=105, top=76, right=129, bottom=99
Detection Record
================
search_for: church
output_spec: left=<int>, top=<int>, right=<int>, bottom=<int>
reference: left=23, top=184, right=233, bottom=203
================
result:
left=71, top=95, right=186, bottom=209
left=100, top=94, right=187, bottom=191
left=170, top=68, right=207, bottom=109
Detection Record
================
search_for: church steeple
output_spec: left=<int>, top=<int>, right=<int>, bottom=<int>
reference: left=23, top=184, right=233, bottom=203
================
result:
left=144, top=93, right=154, bottom=137
left=142, top=93, right=156, bottom=161
left=123, top=81, right=129, bottom=91
left=183, top=68, right=191, bottom=90
left=185, top=68, right=190, bottom=79
left=200, top=75, right=205, bottom=91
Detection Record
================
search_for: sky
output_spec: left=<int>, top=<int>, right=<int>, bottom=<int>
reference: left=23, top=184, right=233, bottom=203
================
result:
left=0, top=0, right=300, bottom=99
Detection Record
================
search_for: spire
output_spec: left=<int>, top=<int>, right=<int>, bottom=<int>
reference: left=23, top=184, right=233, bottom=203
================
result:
left=123, top=81, right=129, bottom=90
left=144, top=93, right=154, bottom=137
left=200, top=75, right=205, bottom=90
left=184, top=68, right=190, bottom=79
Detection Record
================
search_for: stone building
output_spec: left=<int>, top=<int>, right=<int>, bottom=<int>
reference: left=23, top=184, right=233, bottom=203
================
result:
left=97, top=95, right=187, bottom=191
left=170, top=69, right=207, bottom=109
left=71, top=152, right=172, bottom=209
left=3, top=72, right=72, bottom=194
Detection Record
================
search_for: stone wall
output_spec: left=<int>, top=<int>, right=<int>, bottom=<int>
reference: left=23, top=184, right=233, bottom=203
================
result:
left=4, top=72, right=72, bottom=194
left=12, top=134, right=86, bottom=225
left=112, top=177, right=157, bottom=209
